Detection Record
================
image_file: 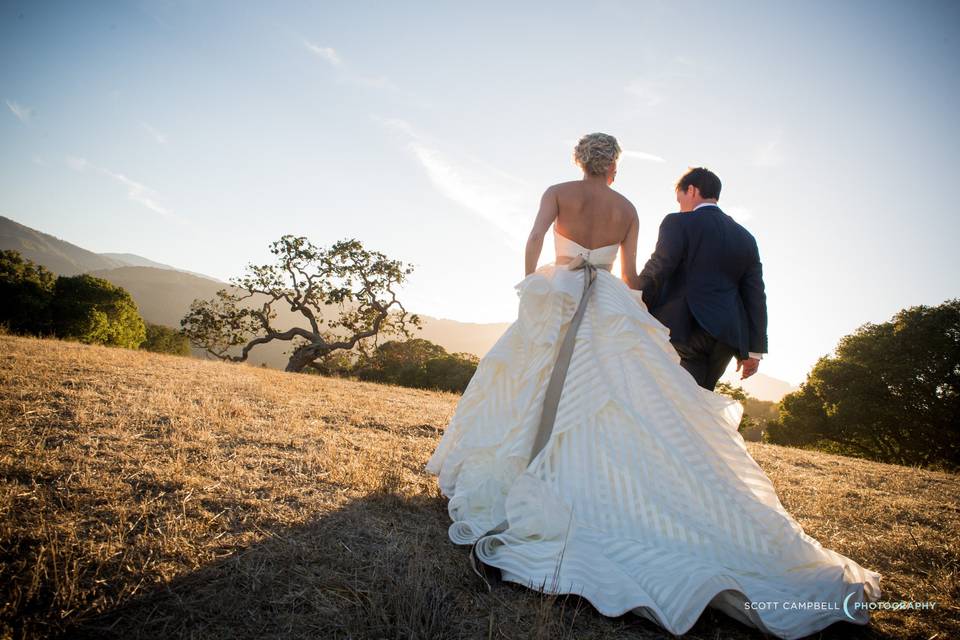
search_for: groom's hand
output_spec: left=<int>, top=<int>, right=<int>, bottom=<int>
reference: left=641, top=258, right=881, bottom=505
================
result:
left=736, top=357, right=760, bottom=380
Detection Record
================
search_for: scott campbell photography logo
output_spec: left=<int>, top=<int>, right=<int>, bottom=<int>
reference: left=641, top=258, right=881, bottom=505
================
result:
left=842, top=593, right=937, bottom=620
left=744, top=594, right=938, bottom=620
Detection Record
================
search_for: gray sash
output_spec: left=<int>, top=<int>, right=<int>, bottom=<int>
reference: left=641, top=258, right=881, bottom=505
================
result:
left=468, top=255, right=613, bottom=589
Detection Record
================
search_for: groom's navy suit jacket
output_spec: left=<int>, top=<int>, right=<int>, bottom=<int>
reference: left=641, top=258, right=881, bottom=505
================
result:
left=637, top=205, right=768, bottom=360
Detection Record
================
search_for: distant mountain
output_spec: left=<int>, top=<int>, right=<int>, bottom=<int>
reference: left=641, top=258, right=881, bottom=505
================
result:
left=414, top=316, right=510, bottom=360
left=1, top=215, right=510, bottom=369
left=87, top=267, right=226, bottom=328
left=82, top=266, right=354, bottom=368
left=1, top=215, right=127, bottom=275
left=94, top=266, right=794, bottom=400
left=0, top=214, right=223, bottom=281
left=89, top=265, right=512, bottom=370
left=4, top=215, right=798, bottom=400
left=719, top=372, right=797, bottom=403
left=87, top=266, right=293, bottom=366
left=98, top=253, right=223, bottom=282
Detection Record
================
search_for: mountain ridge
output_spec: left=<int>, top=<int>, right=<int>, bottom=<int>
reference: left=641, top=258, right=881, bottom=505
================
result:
left=2, top=214, right=796, bottom=400
left=98, top=252, right=225, bottom=282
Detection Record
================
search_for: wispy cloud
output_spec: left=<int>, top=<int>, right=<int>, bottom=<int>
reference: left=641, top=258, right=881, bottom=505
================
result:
left=302, top=39, right=429, bottom=107
left=624, top=79, right=664, bottom=108
left=66, top=156, right=88, bottom=171
left=303, top=41, right=341, bottom=66
left=754, top=130, right=784, bottom=168
left=375, top=116, right=418, bottom=138
left=623, top=58, right=698, bottom=112
left=621, top=149, right=666, bottom=163
left=66, top=155, right=183, bottom=221
left=383, top=126, right=667, bottom=244
left=100, top=168, right=172, bottom=217
left=139, top=121, right=168, bottom=145
left=5, top=99, right=34, bottom=124
left=374, top=115, right=534, bottom=243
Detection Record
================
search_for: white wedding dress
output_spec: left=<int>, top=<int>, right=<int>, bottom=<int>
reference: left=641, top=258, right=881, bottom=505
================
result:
left=425, top=226, right=881, bottom=639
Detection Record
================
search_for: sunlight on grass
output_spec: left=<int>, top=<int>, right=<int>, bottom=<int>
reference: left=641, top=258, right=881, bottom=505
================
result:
left=1, top=334, right=956, bottom=638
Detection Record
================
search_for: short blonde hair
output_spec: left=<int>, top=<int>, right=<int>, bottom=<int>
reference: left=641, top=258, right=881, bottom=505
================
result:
left=573, top=133, right=621, bottom=176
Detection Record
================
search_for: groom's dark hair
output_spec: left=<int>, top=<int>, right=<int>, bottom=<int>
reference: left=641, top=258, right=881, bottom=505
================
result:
left=676, top=167, right=721, bottom=200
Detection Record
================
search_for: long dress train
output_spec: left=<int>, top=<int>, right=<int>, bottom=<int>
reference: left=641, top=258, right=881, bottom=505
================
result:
left=425, top=226, right=881, bottom=639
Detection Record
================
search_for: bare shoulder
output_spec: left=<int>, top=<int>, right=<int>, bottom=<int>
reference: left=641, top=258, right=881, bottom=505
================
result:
left=539, top=181, right=577, bottom=200
left=609, top=188, right=638, bottom=216
left=622, top=193, right=639, bottom=216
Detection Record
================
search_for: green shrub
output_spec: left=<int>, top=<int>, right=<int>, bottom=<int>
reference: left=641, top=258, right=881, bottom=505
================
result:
left=0, top=249, right=55, bottom=335
left=50, top=274, right=146, bottom=349
left=142, top=322, right=191, bottom=355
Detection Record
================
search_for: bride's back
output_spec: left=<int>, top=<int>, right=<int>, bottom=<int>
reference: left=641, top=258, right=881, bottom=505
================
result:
left=552, top=180, right=634, bottom=249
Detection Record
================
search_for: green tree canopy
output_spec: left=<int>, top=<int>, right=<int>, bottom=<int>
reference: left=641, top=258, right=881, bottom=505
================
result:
left=424, top=352, right=479, bottom=393
left=351, top=338, right=479, bottom=392
left=51, top=274, right=146, bottom=349
left=353, top=338, right=447, bottom=387
left=0, top=249, right=56, bottom=335
left=767, top=299, right=959, bottom=469
left=142, top=322, right=191, bottom=356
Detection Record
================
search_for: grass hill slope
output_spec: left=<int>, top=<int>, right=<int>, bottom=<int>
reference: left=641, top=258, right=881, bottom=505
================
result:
left=0, top=335, right=956, bottom=639
left=0, top=215, right=126, bottom=276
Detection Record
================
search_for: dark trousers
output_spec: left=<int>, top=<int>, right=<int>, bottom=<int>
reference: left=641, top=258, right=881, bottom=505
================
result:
left=671, top=321, right=738, bottom=391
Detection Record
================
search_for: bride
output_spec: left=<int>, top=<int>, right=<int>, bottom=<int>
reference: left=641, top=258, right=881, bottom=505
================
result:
left=424, top=133, right=881, bottom=639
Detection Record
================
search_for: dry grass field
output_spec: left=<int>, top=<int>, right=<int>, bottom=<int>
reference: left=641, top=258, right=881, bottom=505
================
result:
left=1, top=334, right=957, bottom=639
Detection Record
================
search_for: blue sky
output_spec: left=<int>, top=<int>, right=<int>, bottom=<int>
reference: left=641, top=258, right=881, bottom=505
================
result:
left=1, top=0, right=958, bottom=385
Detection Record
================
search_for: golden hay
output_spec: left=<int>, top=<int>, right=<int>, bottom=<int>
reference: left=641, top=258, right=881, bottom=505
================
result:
left=1, top=334, right=956, bottom=638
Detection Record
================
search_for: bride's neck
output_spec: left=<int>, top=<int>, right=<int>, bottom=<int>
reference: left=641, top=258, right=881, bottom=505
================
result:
left=582, top=174, right=610, bottom=187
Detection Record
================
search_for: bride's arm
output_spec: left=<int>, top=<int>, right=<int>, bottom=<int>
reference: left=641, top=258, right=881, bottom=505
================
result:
left=620, top=208, right=640, bottom=289
left=525, top=186, right=558, bottom=276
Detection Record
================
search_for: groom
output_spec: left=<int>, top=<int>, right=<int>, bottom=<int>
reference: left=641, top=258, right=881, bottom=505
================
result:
left=637, top=168, right=767, bottom=391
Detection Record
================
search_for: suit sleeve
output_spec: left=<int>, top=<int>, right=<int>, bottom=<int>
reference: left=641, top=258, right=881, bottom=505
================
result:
left=739, top=239, right=768, bottom=354
left=637, top=214, right=684, bottom=308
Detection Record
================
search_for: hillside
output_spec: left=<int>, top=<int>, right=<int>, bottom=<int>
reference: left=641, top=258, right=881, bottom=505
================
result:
left=98, top=253, right=223, bottom=281
left=0, top=215, right=127, bottom=276
left=0, top=215, right=224, bottom=281
left=1, top=213, right=513, bottom=370
left=720, top=371, right=797, bottom=403
left=86, top=265, right=513, bottom=369
left=82, top=262, right=797, bottom=399
left=1, top=335, right=956, bottom=639
left=2, top=214, right=796, bottom=399
left=87, top=266, right=229, bottom=329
